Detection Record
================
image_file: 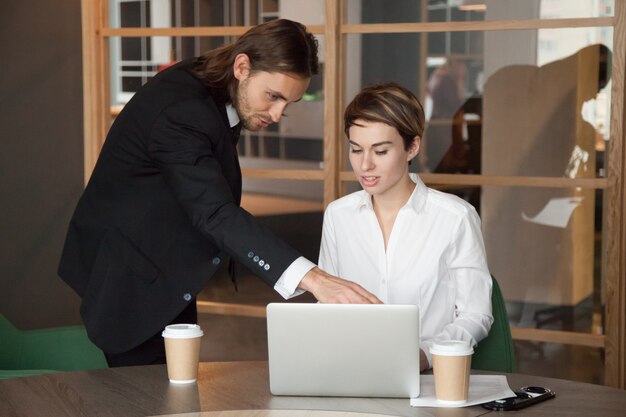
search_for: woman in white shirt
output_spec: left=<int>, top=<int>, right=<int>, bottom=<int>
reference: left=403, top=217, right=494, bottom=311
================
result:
left=318, top=82, right=493, bottom=371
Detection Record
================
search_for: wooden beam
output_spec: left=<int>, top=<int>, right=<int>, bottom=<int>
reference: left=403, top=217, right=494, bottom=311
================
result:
left=340, top=171, right=609, bottom=189
left=341, top=17, right=614, bottom=34
left=194, top=301, right=606, bottom=350
left=81, top=0, right=109, bottom=184
left=511, top=327, right=605, bottom=349
left=240, top=169, right=610, bottom=188
left=323, top=0, right=341, bottom=207
left=604, top=0, right=626, bottom=390
left=196, top=301, right=266, bottom=318
left=100, top=24, right=325, bottom=37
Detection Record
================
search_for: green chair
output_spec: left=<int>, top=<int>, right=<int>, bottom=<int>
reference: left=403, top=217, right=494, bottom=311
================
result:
left=0, top=313, right=108, bottom=380
left=472, top=275, right=517, bottom=372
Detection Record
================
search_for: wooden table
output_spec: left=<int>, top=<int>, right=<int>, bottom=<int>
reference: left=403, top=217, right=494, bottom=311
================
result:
left=1, top=361, right=625, bottom=417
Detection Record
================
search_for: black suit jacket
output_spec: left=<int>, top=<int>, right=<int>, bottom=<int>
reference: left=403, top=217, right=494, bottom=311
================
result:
left=58, top=59, right=301, bottom=353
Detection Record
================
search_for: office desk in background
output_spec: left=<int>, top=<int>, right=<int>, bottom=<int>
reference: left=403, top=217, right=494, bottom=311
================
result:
left=1, top=361, right=625, bottom=417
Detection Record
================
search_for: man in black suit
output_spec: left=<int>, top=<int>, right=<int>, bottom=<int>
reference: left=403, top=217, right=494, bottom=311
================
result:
left=59, top=19, right=380, bottom=367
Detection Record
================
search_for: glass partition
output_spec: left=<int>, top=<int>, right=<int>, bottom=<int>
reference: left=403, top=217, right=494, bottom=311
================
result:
left=343, top=28, right=612, bottom=179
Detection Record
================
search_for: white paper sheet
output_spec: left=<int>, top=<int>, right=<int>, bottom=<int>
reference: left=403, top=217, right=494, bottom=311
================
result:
left=521, top=197, right=583, bottom=228
left=410, top=375, right=516, bottom=408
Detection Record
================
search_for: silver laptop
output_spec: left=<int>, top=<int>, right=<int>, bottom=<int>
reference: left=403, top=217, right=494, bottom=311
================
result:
left=266, top=303, right=420, bottom=398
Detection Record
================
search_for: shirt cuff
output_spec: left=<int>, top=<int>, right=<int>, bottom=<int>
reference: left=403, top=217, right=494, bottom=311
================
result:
left=273, top=256, right=316, bottom=299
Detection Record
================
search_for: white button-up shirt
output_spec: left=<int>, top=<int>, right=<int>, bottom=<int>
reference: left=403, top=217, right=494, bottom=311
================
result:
left=319, top=174, right=493, bottom=366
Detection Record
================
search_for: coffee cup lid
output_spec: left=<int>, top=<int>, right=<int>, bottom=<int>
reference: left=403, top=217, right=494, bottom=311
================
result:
left=161, top=323, right=204, bottom=339
left=430, top=340, right=473, bottom=356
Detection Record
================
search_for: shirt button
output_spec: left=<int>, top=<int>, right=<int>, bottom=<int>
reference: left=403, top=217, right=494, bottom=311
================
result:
left=212, top=257, right=221, bottom=265
left=264, top=264, right=270, bottom=271
left=183, top=293, right=192, bottom=301
left=253, top=255, right=260, bottom=262
left=247, top=251, right=254, bottom=258
left=259, top=260, right=265, bottom=267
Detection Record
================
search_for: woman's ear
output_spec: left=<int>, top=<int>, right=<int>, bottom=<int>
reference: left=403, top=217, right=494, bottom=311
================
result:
left=407, top=136, right=421, bottom=161
left=233, top=53, right=251, bottom=81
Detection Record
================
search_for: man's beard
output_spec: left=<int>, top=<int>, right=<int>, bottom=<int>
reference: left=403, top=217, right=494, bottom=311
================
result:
left=233, top=78, right=261, bottom=131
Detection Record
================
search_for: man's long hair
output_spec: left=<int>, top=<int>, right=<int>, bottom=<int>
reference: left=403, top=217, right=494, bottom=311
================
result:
left=192, top=19, right=319, bottom=103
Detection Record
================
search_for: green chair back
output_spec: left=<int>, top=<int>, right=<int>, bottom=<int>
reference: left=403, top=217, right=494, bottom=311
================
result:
left=0, top=313, right=108, bottom=379
left=472, top=275, right=517, bottom=372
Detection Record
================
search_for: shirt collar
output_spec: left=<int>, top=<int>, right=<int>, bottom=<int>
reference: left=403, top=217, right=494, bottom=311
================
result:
left=356, top=190, right=374, bottom=210
left=406, top=173, right=429, bottom=213
left=356, top=173, right=428, bottom=213
left=225, top=104, right=240, bottom=128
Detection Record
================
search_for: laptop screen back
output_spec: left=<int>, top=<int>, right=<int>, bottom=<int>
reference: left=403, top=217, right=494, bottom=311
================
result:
left=267, top=303, right=420, bottom=398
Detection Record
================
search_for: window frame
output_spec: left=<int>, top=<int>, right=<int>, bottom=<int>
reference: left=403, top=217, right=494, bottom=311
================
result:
left=81, top=0, right=626, bottom=388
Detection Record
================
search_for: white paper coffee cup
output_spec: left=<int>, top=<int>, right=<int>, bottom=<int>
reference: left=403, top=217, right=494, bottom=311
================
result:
left=162, top=324, right=204, bottom=384
left=430, top=340, right=473, bottom=404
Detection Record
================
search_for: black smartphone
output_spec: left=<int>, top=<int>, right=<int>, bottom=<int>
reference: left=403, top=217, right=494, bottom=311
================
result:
left=482, top=386, right=556, bottom=411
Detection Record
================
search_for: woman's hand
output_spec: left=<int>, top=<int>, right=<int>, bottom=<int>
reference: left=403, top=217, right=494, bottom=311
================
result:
left=420, top=349, right=429, bottom=371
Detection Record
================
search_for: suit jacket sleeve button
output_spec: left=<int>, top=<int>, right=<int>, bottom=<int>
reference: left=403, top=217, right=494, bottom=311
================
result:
left=247, top=251, right=254, bottom=258
left=253, top=255, right=260, bottom=262
left=183, top=293, right=192, bottom=301
left=264, top=264, right=270, bottom=271
left=212, top=257, right=221, bottom=265
left=259, top=260, right=265, bottom=267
